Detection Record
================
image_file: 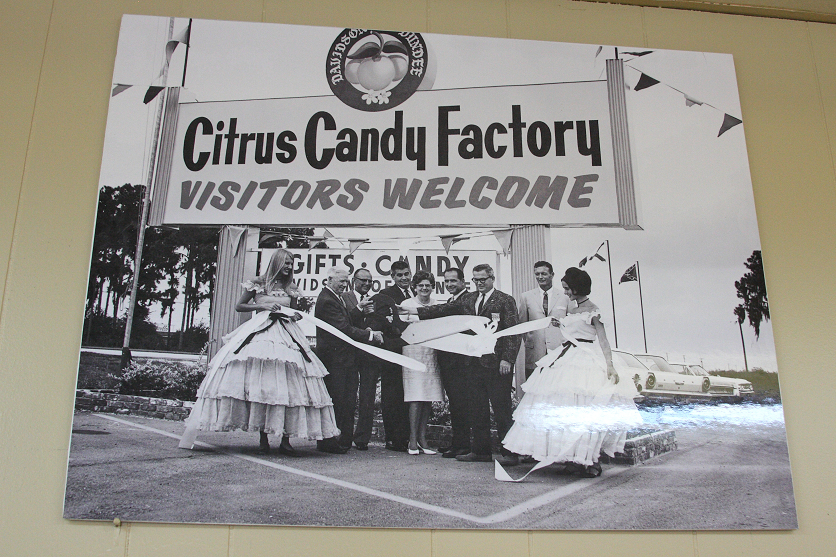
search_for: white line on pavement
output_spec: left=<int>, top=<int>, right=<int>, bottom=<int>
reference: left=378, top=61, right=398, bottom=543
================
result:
left=93, top=413, right=611, bottom=525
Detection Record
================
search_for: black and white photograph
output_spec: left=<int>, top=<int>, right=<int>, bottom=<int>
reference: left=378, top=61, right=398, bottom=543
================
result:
left=64, top=15, right=796, bottom=530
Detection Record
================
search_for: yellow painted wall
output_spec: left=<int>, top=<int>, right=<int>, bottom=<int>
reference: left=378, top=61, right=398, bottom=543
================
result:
left=1, top=1, right=833, bottom=555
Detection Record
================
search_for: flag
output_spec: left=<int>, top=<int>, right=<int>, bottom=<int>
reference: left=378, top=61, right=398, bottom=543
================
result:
left=349, top=239, right=367, bottom=255
left=143, top=85, right=165, bottom=104
left=718, top=113, right=742, bottom=137
left=619, top=264, right=637, bottom=284
left=623, top=50, right=653, bottom=57
left=684, top=94, right=703, bottom=107
left=439, top=234, right=459, bottom=254
left=634, top=73, right=660, bottom=92
left=579, top=242, right=606, bottom=267
left=492, top=229, right=513, bottom=255
left=111, top=84, right=132, bottom=97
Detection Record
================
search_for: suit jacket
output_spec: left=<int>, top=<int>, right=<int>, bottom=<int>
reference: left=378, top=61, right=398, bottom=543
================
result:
left=518, top=287, right=570, bottom=369
left=418, top=289, right=521, bottom=370
left=379, top=284, right=413, bottom=304
left=314, top=287, right=372, bottom=368
left=344, top=291, right=406, bottom=354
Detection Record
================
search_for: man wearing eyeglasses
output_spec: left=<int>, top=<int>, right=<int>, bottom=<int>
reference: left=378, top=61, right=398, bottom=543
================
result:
left=343, top=268, right=379, bottom=450
left=402, top=263, right=521, bottom=466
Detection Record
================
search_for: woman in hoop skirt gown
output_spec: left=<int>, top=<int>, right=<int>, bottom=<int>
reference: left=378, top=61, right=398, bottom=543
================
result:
left=183, top=248, right=340, bottom=455
left=502, top=267, right=643, bottom=477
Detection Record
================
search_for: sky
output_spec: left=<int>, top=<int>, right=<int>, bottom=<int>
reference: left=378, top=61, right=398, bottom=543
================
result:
left=95, top=15, right=776, bottom=371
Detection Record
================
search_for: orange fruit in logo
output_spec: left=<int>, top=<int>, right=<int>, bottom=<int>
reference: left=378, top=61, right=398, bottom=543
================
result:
left=391, top=55, right=408, bottom=81
left=357, top=56, right=396, bottom=91
left=345, top=60, right=362, bottom=84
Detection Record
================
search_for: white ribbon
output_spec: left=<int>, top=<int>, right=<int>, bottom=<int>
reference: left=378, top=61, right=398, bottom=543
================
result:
left=414, top=317, right=552, bottom=357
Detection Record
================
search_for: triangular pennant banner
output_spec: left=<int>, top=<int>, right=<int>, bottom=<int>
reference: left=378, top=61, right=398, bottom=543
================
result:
left=439, top=235, right=459, bottom=254
left=322, top=228, right=334, bottom=239
left=111, top=84, right=132, bottom=97
left=624, top=50, right=653, bottom=57
left=349, top=239, right=367, bottom=255
left=684, top=94, right=703, bottom=107
left=718, top=114, right=742, bottom=137
left=492, top=229, right=513, bottom=255
left=579, top=241, right=606, bottom=267
left=227, top=226, right=247, bottom=257
left=594, top=46, right=603, bottom=58
left=143, top=86, right=165, bottom=104
left=633, top=73, right=660, bottom=92
left=172, top=25, right=190, bottom=44
left=397, top=238, right=414, bottom=256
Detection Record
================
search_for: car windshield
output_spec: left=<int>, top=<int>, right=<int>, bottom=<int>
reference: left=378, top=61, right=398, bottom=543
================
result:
left=686, top=365, right=709, bottom=376
left=636, top=355, right=676, bottom=373
left=669, top=363, right=688, bottom=374
left=612, top=351, right=649, bottom=369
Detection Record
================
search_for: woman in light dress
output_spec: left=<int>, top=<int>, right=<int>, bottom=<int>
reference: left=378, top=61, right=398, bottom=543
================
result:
left=502, top=267, right=643, bottom=477
left=399, top=271, right=445, bottom=455
left=184, top=249, right=340, bottom=455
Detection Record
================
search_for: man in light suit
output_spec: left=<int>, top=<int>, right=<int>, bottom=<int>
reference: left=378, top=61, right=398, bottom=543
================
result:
left=315, top=266, right=382, bottom=452
left=517, top=261, right=571, bottom=379
left=406, top=263, right=521, bottom=465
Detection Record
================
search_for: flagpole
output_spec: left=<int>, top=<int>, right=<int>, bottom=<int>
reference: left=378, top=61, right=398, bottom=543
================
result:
left=636, top=260, right=647, bottom=352
left=605, top=240, right=618, bottom=348
left=120, top=17, right=175, bottom=371
left=181, top=19, right=192, bottom=87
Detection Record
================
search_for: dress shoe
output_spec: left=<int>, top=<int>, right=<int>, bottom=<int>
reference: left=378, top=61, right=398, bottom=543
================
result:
left=385, top=441, right=408, bottom=452
left=442, top=447, right=470, bottom=459
left=317, top=440, right=348, bottom=454
left=407, top=447, right=420, bottom=455
left=495, top=454, right=520, bottom=467
left=417, top=444, right=437, bottom=455
left=278, top=442, right=300, bottom=457
left=354, top=442, right=368, bottom=451
left=455, top=452, right=492, bottom=462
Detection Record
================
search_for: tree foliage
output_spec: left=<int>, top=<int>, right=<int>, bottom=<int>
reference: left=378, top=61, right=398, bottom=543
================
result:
left=83, top=186, right=319, bottom=352
left=734, top=250, right=770, bottom=338
left=83, top=184, right=218, bottom=351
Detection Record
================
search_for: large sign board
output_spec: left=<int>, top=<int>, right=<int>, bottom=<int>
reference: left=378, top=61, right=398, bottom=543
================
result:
left=149, top=28, right=637, bottom=228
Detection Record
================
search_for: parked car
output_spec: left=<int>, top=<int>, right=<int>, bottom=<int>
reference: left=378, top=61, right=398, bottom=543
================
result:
left=631, top=354, right=712, bottom=399
left=610, top=350, right=650, bottom=401
left=679, top=363, right=754, bottom=399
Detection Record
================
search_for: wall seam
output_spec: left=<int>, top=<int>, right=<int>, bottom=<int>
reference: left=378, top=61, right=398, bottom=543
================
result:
left=0, top=0, right=55, bottom=331
left=805, top=20, right=836, bottom=198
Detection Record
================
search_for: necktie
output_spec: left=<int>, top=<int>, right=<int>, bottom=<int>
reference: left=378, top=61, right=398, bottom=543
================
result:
left=402, top=288, right=411, bottom=300
left=477, top=294, right=485, bottom=315
left=543, top=290, right=549, bottom=316
left=359, top=294, right=365, bottom=302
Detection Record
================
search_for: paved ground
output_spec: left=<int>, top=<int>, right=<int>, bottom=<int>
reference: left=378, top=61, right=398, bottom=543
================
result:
left=63, top=404, right=797, bottom=530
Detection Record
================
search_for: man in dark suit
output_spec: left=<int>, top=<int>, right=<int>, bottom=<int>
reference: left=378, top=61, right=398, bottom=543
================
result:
left=315, top=266, right=382, bottom=452
left=375, top=259, right=413, bottom=451
left=342, top=267, right=378, bottom=450
left=406, top=263, right=521, bottom=465
left=435, top=268, right=472, bottom=458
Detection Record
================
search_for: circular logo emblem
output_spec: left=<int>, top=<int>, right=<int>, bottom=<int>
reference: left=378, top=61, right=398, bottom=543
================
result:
left=327, top=29, right=429, bottom=112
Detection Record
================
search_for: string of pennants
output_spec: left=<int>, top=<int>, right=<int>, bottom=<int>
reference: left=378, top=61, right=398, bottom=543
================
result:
left=596, top=47, right=743, bottom=137
left=111, top=22, right=191, bottom=103
left=258, top=227, right=518, bottom=256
